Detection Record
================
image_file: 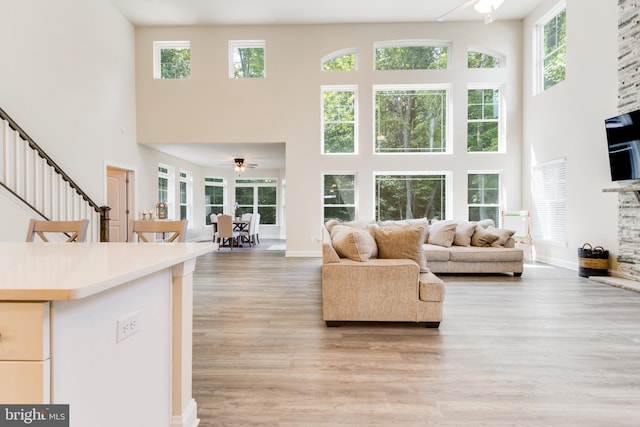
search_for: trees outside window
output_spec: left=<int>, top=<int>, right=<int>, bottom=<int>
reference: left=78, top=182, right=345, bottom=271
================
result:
left=468, top=173, right=500, bottom=223
left=374, top=41, right=448, bottom=70
left=204, top=177, right=225, bottom=225
left=468, top=49, right=504, bottom=68
left=375, top=174, right=447, bottom=221
left=230, top=40, right=265, bottom=78
left=153, top=41, right=190, bottom=79
left=323, top=174, right=356, bottom=222
left=375, top=85, right=449, bottom=153
left=537, top=4, right=566, bottom=92
left=235, top=179, right=277, bottom=225
left=322, top=49, right=356, bottom=71
left=468, top=87, right=501, bottom=152
left=323, top=86, right=357, bottom=154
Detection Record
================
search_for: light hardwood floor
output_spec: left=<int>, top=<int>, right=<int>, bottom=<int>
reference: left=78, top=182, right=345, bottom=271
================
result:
left=192, top=241, right=640, bottom=426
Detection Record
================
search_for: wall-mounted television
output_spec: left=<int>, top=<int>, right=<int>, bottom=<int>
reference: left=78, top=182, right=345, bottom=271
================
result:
left=605, top=109, right=640, bottom=182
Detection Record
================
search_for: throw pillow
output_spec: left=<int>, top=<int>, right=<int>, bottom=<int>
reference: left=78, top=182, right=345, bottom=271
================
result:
left=377, top=218, right=430, bottom=242
left=370, top=226, right=429, bottom=272
left=428, top=220, right=457, bottom=247
left=453, top=221, right=477, bottom=247
left=470, top=225, right=500, bottom=247
left=330, top=225, right=378, bottom=262
left=487, top=226, right=516, bottom=247
left=477, top=218, right=495, bottom=229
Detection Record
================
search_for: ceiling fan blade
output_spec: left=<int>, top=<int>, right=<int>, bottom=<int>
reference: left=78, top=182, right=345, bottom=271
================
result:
left=437, top=0, right=479, bottom=21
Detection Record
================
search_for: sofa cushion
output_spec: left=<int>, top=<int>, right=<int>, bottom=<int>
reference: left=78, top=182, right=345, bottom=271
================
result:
left=422, top=244, right=451, bottom=262
left=448, top=246, right=523, bottom=262
left=470, top=225, right=500, bottom=247
left=477, top=218, right=495, bottom=229
left=325, top=219, right=370, bottom=234
left=486, top=226, right=516, bottom=248
left=419, top=272, right=445, bottom=301
left=370, top=225, right=429, bottom=272
left=378, top=218, right=430, bottom=242
left=428, top=220, right=457, bottom=247
left=330, top=225, right=378, bottom=262
left=453, top=221, right=477, bottom=247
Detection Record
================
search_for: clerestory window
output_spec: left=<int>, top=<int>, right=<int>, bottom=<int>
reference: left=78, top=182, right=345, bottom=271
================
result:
left=374, top=40, right=449, bottom=70
left=535, top=3, right=566, bottom=93
left=229, top=40, right=266, bottom=78
left=153, top=41, right=190, bottom=79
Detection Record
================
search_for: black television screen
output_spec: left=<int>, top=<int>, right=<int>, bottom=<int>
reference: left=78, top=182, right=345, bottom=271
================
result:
left=605, top=109, right=640, bottom=182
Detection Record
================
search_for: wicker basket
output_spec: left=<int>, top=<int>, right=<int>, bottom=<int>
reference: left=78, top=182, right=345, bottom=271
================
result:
left=578, top=243, right=609, bottom=277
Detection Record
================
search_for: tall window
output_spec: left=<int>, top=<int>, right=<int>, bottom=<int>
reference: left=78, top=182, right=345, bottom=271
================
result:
left=153, top=41, right=190, bottom=79
left=375, top=85, right=449, bottom=153
left=158, top=164, right=175, bottom=218
left=536, top=3, right=566, bottom=92
left=229, top=40, right=265, bottom=78
left=322, top=49, right=357, bottom=71
left=235, top=179, right=277, bottom=225
left=468, top=49, right=504, bottom=68
left=374, top=41, right=449, bottom=70
left=179, top=170, right=192, bottom=224
left=533, top=159, right=567, bottom=245
left=468, top=173, right=500, bottom=223
left=323, top=174, right=356, bottom=222
left=375, top=174, right=447, bottom=221
left=468, top=87, right=501, bottom=152
left=322, top=86, right=357, bottom=154
left=204, top=177, right=225, bottom=225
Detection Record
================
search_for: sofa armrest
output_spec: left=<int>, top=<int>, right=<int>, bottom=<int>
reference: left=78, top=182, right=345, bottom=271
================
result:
left=322, top=225, right=340, bottom=263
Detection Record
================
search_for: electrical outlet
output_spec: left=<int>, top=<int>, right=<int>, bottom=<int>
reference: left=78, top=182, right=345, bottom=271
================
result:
left=116, top=311, right=140, bottom=343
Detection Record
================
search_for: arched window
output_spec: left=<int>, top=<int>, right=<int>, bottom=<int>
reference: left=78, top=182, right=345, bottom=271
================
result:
left=374, top=40, right=449, bottom=70
left=467, top=48, right=505, bottom=68
left=321, top=49, right=357, bottom=71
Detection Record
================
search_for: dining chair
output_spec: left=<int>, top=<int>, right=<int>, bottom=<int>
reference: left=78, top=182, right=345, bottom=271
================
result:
left=128, top=220, right=187, bottom=242
left=239, top=213, right=257, bottom=246
left=217, top=214, right=240, bottom=249
left=210, top=213, right=219, bottom=242
left=25, top=219, right=90, bottom=242
left=253, top=212, right=261, bottom=245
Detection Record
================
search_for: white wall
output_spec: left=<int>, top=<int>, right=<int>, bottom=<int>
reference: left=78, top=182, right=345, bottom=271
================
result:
left=135, top=21, right=524, bottom=255
left=522, top=0, right=619, bottom=269
left=0, top=0, right=184, bottom=241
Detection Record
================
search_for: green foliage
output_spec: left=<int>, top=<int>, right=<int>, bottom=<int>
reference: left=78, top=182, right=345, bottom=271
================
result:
left=467, top=174, right=499, bottom=222
left=323, top=90, right=356, bottom=153
left=468, top=51, right=501, bottom=68
left=234, top=47, right=265, bottom=78
left=375, top=46, right=447, bottom=70
left=467, top=89, right=499, bottom=152
left=375, top=175, right=446, bottom=221
left=323, top=53, right=356, bottom=71
left=375, top=89, right=446, bottom=153
left=323, top=175, right=356, bottom=221
left=160, top=48, right=190, bottom=79
left=543, top=9, right=566, bottom=90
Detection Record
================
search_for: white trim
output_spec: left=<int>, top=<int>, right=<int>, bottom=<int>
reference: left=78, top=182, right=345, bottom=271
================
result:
left=321, top=85, right=358, bottom=155
left=467, top=47, right=506, bottom=68
left=321, top=48, right=357, bottom=71
left=372, top=84, right=452, bottom=155
left=467, top=84, right=506, bottom=153
left=153, top=41, right=190, bottom=79
left=533, top=1, right=566, bottom=94
left=373, top=39, right=452, bottom=70
left=228, top=40, right=266, bottom=78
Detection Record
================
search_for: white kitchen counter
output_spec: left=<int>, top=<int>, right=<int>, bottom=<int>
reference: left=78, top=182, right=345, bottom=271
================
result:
left=0, top=242, right=215, bottom=427
left=0, top=242, right=214, bottom=300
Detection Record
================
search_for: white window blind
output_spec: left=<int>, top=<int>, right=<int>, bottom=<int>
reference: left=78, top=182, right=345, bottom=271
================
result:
left=532, top=158, right=567, bottom=245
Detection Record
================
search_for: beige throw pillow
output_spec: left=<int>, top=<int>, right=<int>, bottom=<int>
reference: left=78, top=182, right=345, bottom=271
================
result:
left=330, top=225, right=378, bottom=262
left=470, top=225, right=500, bottom=247
left=487, top=226, right=516, bottom=247
left=370, top=226, right=429, bottom=272
left=428, top=220, right=457, bottom=247
left=453, top=221, right=477, bottom=247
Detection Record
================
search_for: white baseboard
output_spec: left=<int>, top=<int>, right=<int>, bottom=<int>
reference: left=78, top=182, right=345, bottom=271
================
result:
left=170, top=398, right=199, bottom=427
left=285, top=250, right=322, bottom=258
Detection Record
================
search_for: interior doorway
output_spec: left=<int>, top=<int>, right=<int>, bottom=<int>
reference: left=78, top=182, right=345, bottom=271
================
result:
left=106, top=166, right=135, bottom=242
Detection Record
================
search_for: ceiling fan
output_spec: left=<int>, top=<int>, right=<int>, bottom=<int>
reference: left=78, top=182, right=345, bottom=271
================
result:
left=437, top=0, right=505, bottom=24
left=233, top=158, right=258, bottom=172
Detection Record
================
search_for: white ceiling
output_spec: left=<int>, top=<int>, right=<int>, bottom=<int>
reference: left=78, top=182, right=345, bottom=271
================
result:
left=109, top=0, right=544, bottom=26
left=118, top=0, right=544, bottom=170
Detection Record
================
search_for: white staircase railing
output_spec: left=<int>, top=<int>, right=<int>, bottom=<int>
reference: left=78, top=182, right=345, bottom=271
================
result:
left=0, top=107, right=109, bottom=242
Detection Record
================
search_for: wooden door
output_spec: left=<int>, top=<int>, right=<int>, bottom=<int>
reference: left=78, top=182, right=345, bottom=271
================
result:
left=107, top=167, right=133, bottom=242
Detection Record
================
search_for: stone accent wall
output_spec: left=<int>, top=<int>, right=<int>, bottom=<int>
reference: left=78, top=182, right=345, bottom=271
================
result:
left=619, top=0, right=640, bottom=112
left=616, top=0, right=640, bottom=280
left=617, top=192, right=640, bottom=279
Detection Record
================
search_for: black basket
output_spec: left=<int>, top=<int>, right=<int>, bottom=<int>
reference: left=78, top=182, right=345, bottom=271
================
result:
left=578, top=243, right=609, bottom=278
